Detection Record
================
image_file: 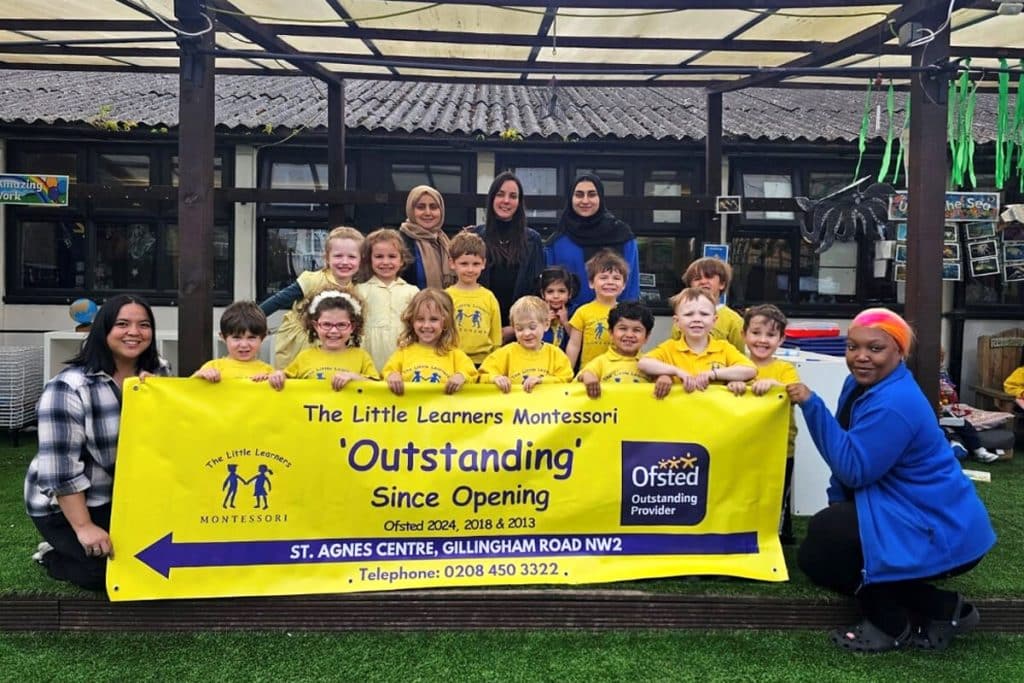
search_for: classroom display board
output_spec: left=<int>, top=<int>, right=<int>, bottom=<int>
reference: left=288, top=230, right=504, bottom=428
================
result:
left=108, top=379, right=789, bottom=601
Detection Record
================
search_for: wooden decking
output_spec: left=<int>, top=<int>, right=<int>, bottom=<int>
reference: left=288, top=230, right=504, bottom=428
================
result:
left=3, top=591, right=1023, bottom=632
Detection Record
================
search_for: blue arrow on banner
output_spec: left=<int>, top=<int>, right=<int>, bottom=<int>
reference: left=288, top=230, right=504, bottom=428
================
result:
left=135, top=531, right=759, bottom=578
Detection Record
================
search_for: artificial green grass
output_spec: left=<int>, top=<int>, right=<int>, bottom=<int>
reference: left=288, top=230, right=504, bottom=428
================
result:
left=2, top=435, right=1021, bottom=599
left=1, top=630, right=1023, bottom=682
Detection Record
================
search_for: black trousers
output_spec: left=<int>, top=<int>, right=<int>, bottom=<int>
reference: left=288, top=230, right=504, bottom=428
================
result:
left=797, top=501, right=982, bottom=634
left=31, top=503, right=111, bottom=592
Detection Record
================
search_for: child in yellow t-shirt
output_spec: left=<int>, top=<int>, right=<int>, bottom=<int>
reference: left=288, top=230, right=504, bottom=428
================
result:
left=445, top=232, right=502, bottom=364
left=479, top=296, right=573, bottom=393
left=259, top=226, right=363, bottom=369
left=1005, top=365, right=1024, bottom=409
left=193, top=300, right=274, bottom=382
left=382, top=289, right=478, bottom=395
left=639, top=287, right=755, bottom=398
left=671, top=256, right=745, bottom=354
left=577, top=301, right=653, bottom=399
left=268, top=290, right=379, bottom=391
left=725, top=304, right=800, bottom=544
left=566, top=249, right=629, bottom=369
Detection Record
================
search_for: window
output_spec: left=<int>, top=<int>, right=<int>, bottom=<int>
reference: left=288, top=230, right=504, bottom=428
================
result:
left=728, top=161, right=896, bottom=311
left=255, top=149, right=472, bottom=299
left=730, top=237, right=792, bottom=304
left=261, top=225, right=332, bottom=296
left=742, top=172, right=794, bottom=221
left=514, top=166, right=559, bottom=221
left=6, top=142, right=233, bottom=304
left=637, top=236, right=696, bottom=309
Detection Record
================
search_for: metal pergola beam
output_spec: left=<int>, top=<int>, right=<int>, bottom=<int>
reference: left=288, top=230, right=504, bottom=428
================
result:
left=208, top=0, right=339, bottom=84
left=709, top=0, right=957, bottom=93
left=403, top=0, right=905, bottom=7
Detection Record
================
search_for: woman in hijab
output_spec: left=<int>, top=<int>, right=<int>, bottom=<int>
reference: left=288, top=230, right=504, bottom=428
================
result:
left=471, top=172, right=546, bottom=341
left=787, top=308, right=995, bottom=653
left=545, top=173, right=640, bottom=314
left=399, top=185, right=454, bottom=289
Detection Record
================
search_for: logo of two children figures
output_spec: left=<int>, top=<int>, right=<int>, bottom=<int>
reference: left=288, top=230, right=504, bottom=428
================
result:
left=222, top=464, right=274, bottom=509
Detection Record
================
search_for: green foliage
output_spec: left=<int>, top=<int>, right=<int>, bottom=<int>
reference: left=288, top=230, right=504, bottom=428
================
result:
left=88, top=104, right=138, bottom=134
left=499, top=127, right=524, bottom=142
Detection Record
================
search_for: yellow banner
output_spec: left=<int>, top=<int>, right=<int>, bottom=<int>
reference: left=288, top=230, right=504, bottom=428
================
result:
left=108, top=379, right=789, bottom=601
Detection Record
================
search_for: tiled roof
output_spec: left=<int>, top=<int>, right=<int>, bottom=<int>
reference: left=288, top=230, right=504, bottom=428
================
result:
left=0, top=70, right=1003, bottom=144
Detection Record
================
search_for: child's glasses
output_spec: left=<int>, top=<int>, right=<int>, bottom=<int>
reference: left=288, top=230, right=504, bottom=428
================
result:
left=317, top=321, right=352, bottom=331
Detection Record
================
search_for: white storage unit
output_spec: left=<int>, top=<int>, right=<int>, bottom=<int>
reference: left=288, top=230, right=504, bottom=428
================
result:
left=0, top=346, right=44, bottom=431
left=788, top=351, right=849, bottom=516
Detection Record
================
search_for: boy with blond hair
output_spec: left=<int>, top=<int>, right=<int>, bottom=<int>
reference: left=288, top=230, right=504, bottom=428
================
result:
left=566, top=249, right=629, bottom=369
left=479, top=296, right=573, bottom=392
left=673, top=256, right=745, bottom=353
left=445, top=232, right=502, bottom=364
left=193, top=301, right=274, bottom=382
left=639, top=287, right=755, bottom=397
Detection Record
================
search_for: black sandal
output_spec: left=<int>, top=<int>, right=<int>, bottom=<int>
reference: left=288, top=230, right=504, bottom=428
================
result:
left=910, top=594, right=980, bottom=651
left=829, top=618, right=911, bottom=653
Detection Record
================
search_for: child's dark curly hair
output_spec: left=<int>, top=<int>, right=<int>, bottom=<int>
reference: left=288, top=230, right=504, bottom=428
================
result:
left=301, top=288, right=365, bottom=347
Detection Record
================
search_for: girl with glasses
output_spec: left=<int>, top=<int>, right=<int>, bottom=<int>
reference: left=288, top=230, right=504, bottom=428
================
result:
left=268, top=290, right=379, bottom=391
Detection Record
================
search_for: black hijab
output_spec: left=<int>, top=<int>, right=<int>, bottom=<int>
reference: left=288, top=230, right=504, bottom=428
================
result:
left=552, top=173, right=634, bottom=259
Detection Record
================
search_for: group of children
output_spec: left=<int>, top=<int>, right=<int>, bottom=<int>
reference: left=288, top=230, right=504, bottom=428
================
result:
left=196, top=238, right=801, bottom=541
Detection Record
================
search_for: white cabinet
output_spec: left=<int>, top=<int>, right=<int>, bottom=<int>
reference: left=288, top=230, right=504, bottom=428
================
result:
left=788, top=351, right=849, bottom=516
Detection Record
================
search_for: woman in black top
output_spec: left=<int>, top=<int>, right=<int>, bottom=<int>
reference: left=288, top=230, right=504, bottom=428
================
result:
left=471, top=171, right=545, bottom=342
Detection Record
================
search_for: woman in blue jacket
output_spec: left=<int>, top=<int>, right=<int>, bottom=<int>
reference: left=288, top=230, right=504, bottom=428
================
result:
left=545, top=173, right=640, bottom=315
left=787, top=308, right=995, bottom=653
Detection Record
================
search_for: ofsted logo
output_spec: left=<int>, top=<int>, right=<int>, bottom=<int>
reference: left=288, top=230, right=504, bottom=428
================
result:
left=620, top=440, right=709, bottom=526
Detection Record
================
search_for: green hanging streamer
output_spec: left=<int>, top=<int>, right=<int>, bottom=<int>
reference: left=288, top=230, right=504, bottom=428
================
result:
left=965, top=76, right=978, bottom=189
left=996, top=58, right=1009, bottom=189
left=947, top=80, right=957, bottom=182
left=854, top=79, right=874, bottom=182
left=951, top=61, right=972, bottom=188
left=892, top=96, right=910, bottom=186
left=877, top=81, right=896, bottom=183
left=1011, top=63, right=1024, bottom=192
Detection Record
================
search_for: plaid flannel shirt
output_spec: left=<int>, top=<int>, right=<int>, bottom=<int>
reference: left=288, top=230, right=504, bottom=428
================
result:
left=24, top=363, right=168, bottom=517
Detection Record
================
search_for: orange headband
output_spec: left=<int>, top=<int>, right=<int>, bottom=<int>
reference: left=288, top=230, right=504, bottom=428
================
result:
left=849, top=307, right=913, bottom=357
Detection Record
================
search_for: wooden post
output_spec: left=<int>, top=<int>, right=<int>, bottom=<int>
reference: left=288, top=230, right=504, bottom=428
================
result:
left=904, top=7, right=949, bottom=406
left=328, top=80, right=347, bottom=227
left=175, top=0, right=215, bottom=376
left=704, top=91, right=723, bottom=244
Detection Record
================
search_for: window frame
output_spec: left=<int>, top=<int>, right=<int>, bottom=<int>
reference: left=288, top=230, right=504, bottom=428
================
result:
left=4, top=140, right=234, bottom=305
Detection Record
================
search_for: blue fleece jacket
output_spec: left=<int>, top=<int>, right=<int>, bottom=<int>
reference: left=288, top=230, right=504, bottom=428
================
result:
left=798, top=362, right=996, bottom=585
left=544, top=235, right=640, bottom=315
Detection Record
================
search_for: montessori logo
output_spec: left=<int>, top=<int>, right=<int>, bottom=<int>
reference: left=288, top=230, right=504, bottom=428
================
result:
left=620, top=440, right=709, bottom=526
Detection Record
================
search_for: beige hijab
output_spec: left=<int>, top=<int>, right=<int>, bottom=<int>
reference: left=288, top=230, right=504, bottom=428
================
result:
left=399, top=185, right=454, bottom=288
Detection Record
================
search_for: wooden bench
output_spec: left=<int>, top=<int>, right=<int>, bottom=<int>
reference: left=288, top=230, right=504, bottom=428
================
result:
left=972, top=327, right=1024, bottom=454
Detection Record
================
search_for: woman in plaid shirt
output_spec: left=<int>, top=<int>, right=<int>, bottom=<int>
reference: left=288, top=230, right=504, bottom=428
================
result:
left=25, top=294, right=169, bottom=591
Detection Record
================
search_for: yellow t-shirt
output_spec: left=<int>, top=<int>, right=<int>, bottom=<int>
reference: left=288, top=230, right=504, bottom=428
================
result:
left=284, top=347, right=380, bottom=381
left=381, top=343, right=478, bottom=385
left=643, top=337, right=754, bottom=376
left=672, top=303, right=745, bottom=354
left=578, top=348, right=650, bottom=384
left=446, top=285, right=502, bottom=364
left=568, top=300, right=615, bottom=367
left=478, top=343, right=573, bottom=384
left=196, top=357, right=274, bottom=380
left=1004, top=366, right=1024, bottom=397
left=753, top=358, right=800, bottom=459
